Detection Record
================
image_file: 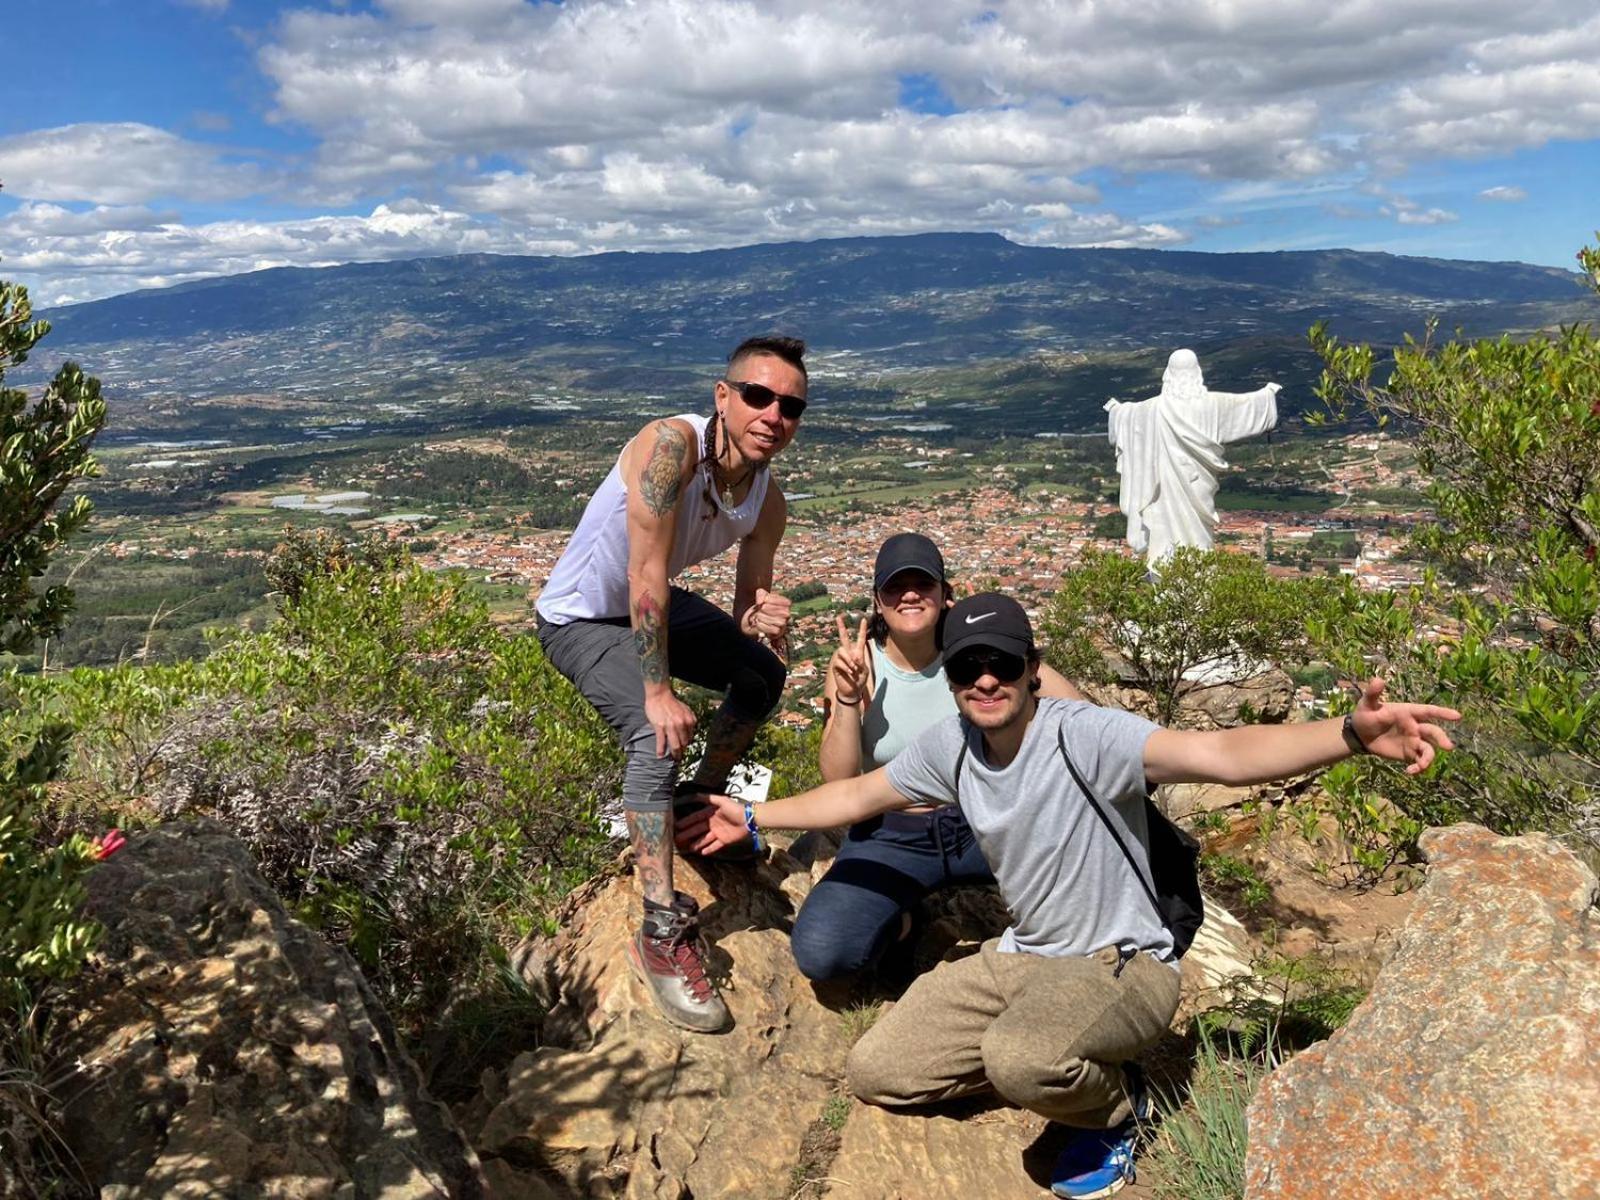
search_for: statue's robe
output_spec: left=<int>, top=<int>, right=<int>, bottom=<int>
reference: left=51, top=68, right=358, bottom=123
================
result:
left=1105, top=380, right=1278, bottom=566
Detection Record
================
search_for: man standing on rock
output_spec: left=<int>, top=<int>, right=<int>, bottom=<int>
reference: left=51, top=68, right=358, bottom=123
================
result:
left=681, top=592, right=1458, bottom=1197
left=536, top=335, right=806, bottom=1033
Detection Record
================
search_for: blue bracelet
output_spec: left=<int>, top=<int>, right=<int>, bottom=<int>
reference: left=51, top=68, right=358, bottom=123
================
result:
left=743, top=801, right=764, bottom=852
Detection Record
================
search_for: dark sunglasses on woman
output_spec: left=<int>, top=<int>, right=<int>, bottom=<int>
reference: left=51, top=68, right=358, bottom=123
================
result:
left=945, top=648, right=1029, bottom=687
left=723, top=378, right=807, bottom=420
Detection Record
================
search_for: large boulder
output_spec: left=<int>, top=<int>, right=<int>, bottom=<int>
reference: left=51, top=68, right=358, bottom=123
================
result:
left=1177, top=668, right=1296, bottom=730
left=1246, top=824, right=1600, bottom=1199
left=52, top=820, right=485, bottom=1199
left=482, top=841, right=1250, bottom=1198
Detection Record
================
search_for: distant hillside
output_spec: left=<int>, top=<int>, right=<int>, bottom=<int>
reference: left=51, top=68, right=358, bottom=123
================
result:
left=37, top=233, right=1600, bottom=396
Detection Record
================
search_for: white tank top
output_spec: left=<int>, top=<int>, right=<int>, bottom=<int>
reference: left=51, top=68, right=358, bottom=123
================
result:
left=536, top=413, right=772, bottom=623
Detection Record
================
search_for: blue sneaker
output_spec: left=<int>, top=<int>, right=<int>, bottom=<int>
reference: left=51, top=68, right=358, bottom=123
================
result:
left=1049, top=1066, right=1148, bottom=1199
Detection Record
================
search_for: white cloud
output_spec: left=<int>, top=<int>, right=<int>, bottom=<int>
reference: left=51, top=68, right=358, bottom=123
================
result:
left=6, top=1, right=1599, bottom=301
left=1372, top=189, right=1460, bottom=225
left=0, top=124, right=267, bottom=205
left=1480, top=185, right=1529, bottom=201
left=2, top=203, right=568, bottom=307
left=1393, top=206, right=1459, bottom=225
left=251, top=1, right=1600, bottom=196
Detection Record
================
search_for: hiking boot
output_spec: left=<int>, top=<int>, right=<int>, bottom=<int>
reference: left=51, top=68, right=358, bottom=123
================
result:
left=1049, top=1065, right=1149, bottom=1199
left=673, top=780, right=763, bottom=864
left=626, top=892, right=730, bottom=1033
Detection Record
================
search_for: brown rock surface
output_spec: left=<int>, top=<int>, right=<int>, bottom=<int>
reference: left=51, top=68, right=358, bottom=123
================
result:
left=1246, top=823, right=1600, bottom=1199
left=1177, top=668, right=1296, bottom=730
left=53, top=820, right=485, bottom=1199
left=487, top=837, right=1266, bottom=1198
left=486, top=848, right=871, bottom=1199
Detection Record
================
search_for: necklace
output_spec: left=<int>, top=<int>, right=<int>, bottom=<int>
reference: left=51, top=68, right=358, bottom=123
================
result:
left=709, top=415, right=755, bottom=506
left=713, top=453, right=755, bottom=507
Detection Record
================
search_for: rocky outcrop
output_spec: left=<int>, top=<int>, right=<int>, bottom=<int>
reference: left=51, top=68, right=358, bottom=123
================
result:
left=1178, top=667, right=1296, bottom=730
left=53, top=820, right=485, bottom=1199
left=1246, top=824, right=1600, bottom=1199
left=481, top=839, right=1249, bottom=1199
left=1081, top=669, right=1298, bottom=731
left=479, top=848, right=880, bottom=1199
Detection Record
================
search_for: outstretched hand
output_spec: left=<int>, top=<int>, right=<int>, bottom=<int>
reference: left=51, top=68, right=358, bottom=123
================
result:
left=1349, top=677, right=1460, bottom=774
left=673, top=793, right=752, bottom=855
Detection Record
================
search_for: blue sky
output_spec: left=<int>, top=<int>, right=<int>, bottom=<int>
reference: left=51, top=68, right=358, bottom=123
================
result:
left=3, top=0, right=1598, bottom=304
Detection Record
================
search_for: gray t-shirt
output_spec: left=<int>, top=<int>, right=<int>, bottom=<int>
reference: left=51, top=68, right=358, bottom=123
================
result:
left=886, top=698, right=1172, bottom=962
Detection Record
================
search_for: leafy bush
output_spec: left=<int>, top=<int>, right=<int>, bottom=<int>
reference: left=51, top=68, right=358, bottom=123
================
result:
left=264, top=524, right=406, bottom=608
left=1199, top=852, right=1270, bottom=912
left=1043, top=546, right=1342, bottom=726
left=0, top=273, right=106, bottom=1199
left=0, top=711, right=96, bottom=992
left=1310, top=238, right=1600, bottom=860
left=44, top=560, right=623, bottom=1027
left=0, top=282, right=105, bottom=655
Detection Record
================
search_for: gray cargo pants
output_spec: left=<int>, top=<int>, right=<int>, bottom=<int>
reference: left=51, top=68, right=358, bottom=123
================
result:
left=536, top=587, right=787, bottom=813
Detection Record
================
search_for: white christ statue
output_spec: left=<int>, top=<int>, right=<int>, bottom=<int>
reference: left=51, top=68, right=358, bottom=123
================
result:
left=1104, top=348, right=1280, bottom=567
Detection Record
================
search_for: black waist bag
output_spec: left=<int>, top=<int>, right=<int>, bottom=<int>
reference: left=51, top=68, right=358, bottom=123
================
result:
left=1055, top=727, right=1204, bottom=959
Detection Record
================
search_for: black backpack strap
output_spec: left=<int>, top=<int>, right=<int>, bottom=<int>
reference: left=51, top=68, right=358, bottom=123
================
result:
left=952, top=725, right=971, bottom=806
left=1056, top=725, right=1164, bottom=929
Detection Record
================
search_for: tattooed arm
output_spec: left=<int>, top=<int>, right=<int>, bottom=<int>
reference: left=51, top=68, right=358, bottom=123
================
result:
left=623, top=418, right=699, bottom=759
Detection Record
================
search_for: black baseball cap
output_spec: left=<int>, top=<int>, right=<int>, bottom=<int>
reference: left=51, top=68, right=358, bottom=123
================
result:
left=873, top=533, right=946, bottom=592
left=939, top=592, right=1034, bottom=661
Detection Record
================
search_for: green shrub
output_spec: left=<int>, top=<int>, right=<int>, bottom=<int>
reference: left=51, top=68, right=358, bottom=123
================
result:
left=44, top=561, right=622, bottom=1028
left=0, top=271, right=106, bottom=1199
left=1304, top=573, right=1595, bottom=866
left=264, top=525, right=406, bottom=608
left=1311, top=241, right=1599, bottom=857
left=1199, top=852, right=1271, bottom=913
left=1043, top=546, right=1342, bottom=727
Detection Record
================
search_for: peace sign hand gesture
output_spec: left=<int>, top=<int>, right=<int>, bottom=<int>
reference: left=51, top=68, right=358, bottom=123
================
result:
left=827, top=614, right=875, bottom=709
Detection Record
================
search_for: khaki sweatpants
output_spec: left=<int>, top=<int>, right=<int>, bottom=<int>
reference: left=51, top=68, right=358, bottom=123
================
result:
left=846, top=940, right=1181, bottom=1129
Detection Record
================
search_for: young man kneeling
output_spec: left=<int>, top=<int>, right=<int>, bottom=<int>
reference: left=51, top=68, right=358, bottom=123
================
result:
left=679, top=592, right=1457, bottom=1198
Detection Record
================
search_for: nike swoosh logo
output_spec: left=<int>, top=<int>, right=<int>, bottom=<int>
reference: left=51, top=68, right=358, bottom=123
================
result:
left=964, top=612, right=997, bottom=625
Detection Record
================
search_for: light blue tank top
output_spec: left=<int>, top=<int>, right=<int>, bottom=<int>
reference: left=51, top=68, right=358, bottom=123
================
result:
left=859, top=640, right=959, bottom=769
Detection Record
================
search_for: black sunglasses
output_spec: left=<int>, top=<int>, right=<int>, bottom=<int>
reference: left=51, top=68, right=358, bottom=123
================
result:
left=945, top=648, right=1028, bottom=687
left=723, top=378, right=807, bottom=420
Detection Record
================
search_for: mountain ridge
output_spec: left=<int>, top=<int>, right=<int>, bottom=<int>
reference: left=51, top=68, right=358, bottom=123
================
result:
left=32, top=233, right=1599, bottom=395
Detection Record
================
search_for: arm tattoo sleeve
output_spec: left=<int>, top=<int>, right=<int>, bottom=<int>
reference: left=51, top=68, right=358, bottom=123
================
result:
left=639, top=422, right=688, bottom=517
left=633, top=592, right=669, bottom=684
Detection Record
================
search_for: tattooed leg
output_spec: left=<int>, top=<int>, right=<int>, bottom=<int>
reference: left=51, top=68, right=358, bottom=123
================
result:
left=693, top=707, right=762, bottom=792
left=629, top=809, right=675, bottom=907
